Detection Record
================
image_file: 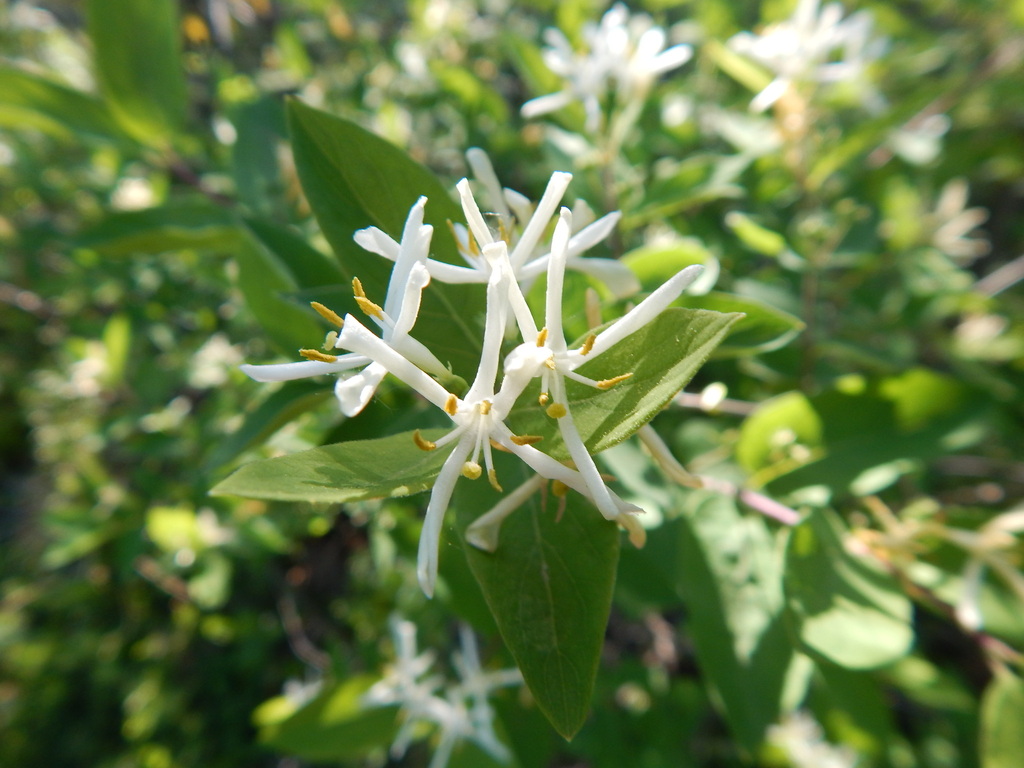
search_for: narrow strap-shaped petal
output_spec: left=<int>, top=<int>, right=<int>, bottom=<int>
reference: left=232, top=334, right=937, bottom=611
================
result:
left=391, top=261, right=431, bottom=338
left=465, top=262, right=510, bottom=402
left=418, top=434, right=474, bottom=597
left=240, top=356, right=365, bottom=382
left=465, top=148, right=511, bottom=221
left=544, top=208, right=573, bottom=353
left=509, top=171, right=572, bottom=270
left=585, top=263, right=703, bottom=359
left=337, top=315, right=452, bottom=410
left=354, top=226, right=401, bottom=261
left=456, top=178, right=495, bottom=251
left=464, top=475, right=545, bottom=552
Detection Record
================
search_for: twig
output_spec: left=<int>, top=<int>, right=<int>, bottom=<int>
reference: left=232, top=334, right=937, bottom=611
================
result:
left=278, top=591, right=332, bottom=671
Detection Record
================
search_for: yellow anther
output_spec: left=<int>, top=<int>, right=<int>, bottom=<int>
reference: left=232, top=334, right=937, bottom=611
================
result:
left=510, top=434, right=543, bottom=446
left=352, top=277, right=367, bottom=298
left=444, top=394, right=459, bottom=416
left=311, top=301, right=344, bottom=327
left=462, top=461, right=483, bottom=480
left=580, top=334, right=596, bottom=356
left=479, top=400, right=492, bottom=415
left=551, top=480, right=570, bottom=497
left=412, top=430, right=436, bottom=451
left=355, top=296, right=384, bottom=319
left=300, top=348, right=338, bottom=363
left=536, top=327, right=549, bottom=347
left=597, top=373, right=633, bottom=390
left=488, top=469, right=503, bottom=492
left=323, top=330, right=338, bottom=350
left=490, top=438, right=509, bottom=453
left=538, top=392, right=550, bottom=406
left=544, top=357, right=557, bottom=370
left=546, top=403, right=567, bottom=419
left=498, top=218, right=512, bottom=245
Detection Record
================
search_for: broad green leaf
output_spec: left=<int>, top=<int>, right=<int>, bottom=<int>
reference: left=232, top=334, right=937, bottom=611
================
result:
left=244, top=218, right=345, bottom=289
left=231, top=97, right=289, bottom=218
left=454, top=454, right=619, bottom=740
left=85, top=0, right=187, bottom=145
left=0, top=67, right=126, bottom=141
left=75, top=204, right=242, bottom=256
left=203, top=381, right=334, bottom=470
left=785, top=510, right=913, bottom=669
left=739, top=371, right=988, bottom=496
left=286, top=100, right=484, bottom=377
left=676, top=292, right=803, bottom=356
left=234, top=233, right=325, bottom=354
left=980, top=671, right=1024, bottom=768
left=724, top=212, right=788, bottom=257
left=255, top=675, right=399, bottom=762
left=210, top=429, right=451, bottom=503
left=508, top=308, right=745, bottom=458
left=676, top=491, right=800, bottom=753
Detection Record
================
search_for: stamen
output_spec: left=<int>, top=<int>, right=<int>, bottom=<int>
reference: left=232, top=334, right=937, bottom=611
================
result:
left=311, top=301, right=344, bottom=327
left=546, top=403, right=567, bottom=419
left=462, top=461, right=483, bottom=480
left=597, top=373, right=633, bottom=389
left=580, top=334, right=596, bottom=356
left=355, top=296, right=384, bottom=319
left=490, top=438, right=509, bottom=453
left=538, top=392, right=550, bottom=406
left=488, top=469, right=503, bottom=492
left=300, top=349, right=338, bottom=363
left=412, top=430, right=437, bottom=451
left=323, top=330, right=338, bottom=350
left=551, top=480, right=569, bottom=497
left=479, top=400, right=492, bottom=415
left=498, top=218, right=512, bottom=245
left=510, top=434, right=544, bottom=446
left=352, top=277, right=367, bottom=298
left=544, top=358, right=557, bottom=370
left=536, top=327, right=549, bottom=347
left=444, top=394, right=459, bottom=416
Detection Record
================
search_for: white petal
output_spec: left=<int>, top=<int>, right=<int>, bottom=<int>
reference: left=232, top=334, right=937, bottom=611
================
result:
left=651, top=44, right=693, bottom=75
left=354, top=226, right=400, bottom=261
left=240, top=357, right=364, bottom=382
left=465, top=475, right=545, bottom=552
left=509, top=171, right=572, bottom=270
left=335, top=361, right=388, bottom=416
left=456, top=178, right=495, bottom=249
left=586, top=264, right=703, bottom=359
left=465, top=148, right=511, bottom=221
left=544, top=208, right=574, bottom=352
left=750, top=77, right=790, bottom=112
left=337, top=315, right=452, bottom=410
left=521, top=91, right=573, bottom=119
left=418, top=435, right=474, bottom=597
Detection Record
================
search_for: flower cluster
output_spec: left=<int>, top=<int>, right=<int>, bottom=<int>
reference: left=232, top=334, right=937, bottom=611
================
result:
left=242, top=154, right=702, bottom=596
left=728, top=0, right=884, bottom=112
left=364, top=616, right=522, bottom=768
left=521, top=3, right=692, bottom=132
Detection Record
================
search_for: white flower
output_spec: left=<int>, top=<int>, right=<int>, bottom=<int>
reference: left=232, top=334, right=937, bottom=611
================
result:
left=364, top=618, right=520, bottom=768
left=337, top=252, right=594, bottom=596
left=470, top=209, right=703, bottom=549
left=728, top=0, right=884, bottom=112
left=240, top=197, right=448, bottom=416
left=946, top=509, right=1024, bottom=631
left=522, top=3, right=692, bottom=131
left=930, top=178, right=990, bottom=263
left=358, top=155, right=638, bottom=300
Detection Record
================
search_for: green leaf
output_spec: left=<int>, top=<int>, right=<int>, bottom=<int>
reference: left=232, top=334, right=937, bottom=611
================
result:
left=255, top=675, right=399, bottom=762
left=286, top=100, right=484, bottom=377
left=75, top=204, right=242, bottom=256
left=676, top=292, right=803, bottom=356
left=203, top=381, right=334, bottom=470
left=676, top=491, right=800, bottom=753
left=785, top=510, right=913, bottom=669
left=508, top=308, right=745, bottom=458
left=980, top=671, right=1024, bottom=768
left=210, top=429, right=451, bottom=503
left=0, top=67, right=126, bottom=141
left=234, top=232, right=325, bottom=354
left=243, top=218, right=345, bottom=289
left=454, top=455, right=620, bottom=740
left=85, top=0, right=187, bottom=145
